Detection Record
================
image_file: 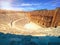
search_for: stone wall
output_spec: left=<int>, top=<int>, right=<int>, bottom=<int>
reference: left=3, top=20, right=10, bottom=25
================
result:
left=28, top=8, right=60, bottom=27
left=51, top=8, right=60, bottom=27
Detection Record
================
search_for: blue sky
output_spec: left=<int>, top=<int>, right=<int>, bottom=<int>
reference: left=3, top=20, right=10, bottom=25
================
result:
left=0, top=0, right=60, bottom=11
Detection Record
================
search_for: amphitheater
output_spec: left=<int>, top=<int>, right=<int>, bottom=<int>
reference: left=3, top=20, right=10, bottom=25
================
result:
left=0, top=8, right=60, bottom=36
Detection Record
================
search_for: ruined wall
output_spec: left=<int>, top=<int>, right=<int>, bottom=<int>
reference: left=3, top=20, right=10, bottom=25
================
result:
left=28, top=8, right=60, bottom=27
left=51, top=8, right=60, bottom=27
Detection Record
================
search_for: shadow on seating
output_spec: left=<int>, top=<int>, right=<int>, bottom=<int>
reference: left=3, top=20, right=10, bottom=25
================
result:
left=0, top=32, right=60, bottom=45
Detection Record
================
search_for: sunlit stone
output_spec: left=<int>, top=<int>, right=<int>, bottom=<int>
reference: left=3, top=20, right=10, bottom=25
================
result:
left=24, top=22, right=40, bottom=30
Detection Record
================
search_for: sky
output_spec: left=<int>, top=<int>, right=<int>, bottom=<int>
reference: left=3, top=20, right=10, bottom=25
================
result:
left=0, top=0, right=60, bottom=11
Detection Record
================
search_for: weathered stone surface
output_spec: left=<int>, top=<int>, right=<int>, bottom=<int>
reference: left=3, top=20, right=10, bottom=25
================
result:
left=28, top=8, right=60, bottom=27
